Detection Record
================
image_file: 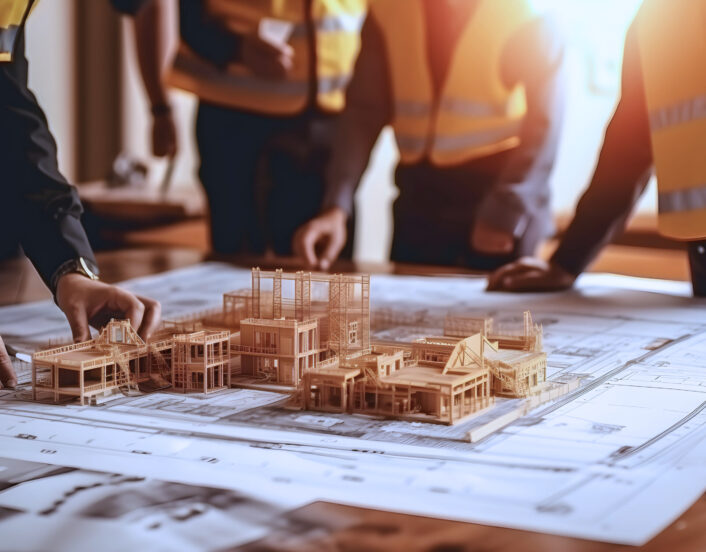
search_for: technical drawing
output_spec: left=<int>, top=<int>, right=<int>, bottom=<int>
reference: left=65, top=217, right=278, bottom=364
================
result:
left=3, top=264, right=705, bottom=546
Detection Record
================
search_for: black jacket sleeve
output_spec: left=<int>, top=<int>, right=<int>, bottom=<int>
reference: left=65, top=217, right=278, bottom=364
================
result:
left=550, top=19, right=653, bottom=276
left=1, top=34, right=96, bottom=291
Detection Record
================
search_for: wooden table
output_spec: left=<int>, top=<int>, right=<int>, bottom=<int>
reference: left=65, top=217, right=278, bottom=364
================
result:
left=0, top=247, right=702, bottom=551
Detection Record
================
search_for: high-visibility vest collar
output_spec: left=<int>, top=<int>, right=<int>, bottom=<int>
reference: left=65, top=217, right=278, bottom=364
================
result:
left=373, top=0, right=533, bottom=166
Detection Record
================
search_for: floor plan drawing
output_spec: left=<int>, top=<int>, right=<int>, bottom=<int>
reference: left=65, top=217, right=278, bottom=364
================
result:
left=1, top=264, right=706, bottom=546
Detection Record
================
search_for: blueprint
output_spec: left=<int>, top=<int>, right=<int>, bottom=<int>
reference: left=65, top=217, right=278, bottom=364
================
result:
left=0, top=263, right=705, bottom=547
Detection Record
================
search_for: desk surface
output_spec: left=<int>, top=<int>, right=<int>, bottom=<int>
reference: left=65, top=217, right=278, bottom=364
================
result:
left=0, top=247, right=703, bottom=551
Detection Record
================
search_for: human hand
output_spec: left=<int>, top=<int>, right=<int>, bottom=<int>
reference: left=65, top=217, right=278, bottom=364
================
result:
left=151, top=111, right=177, bottom=158
left=242, top=34, right=294, bottom=80
left=55, top=274, right=162, bottom=342
left=471, top=220, right=514, bottom=255
left=293, top=207, right=348, bottom=271
left=486, top=257, right=576, bottom=292
left=0, top=336, right=17, bottom=389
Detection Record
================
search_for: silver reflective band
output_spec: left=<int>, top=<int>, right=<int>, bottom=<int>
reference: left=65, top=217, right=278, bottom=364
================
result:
left=432, top=122, right=521, bottom=152
left=290, top=13, right=366, bottom=38
left=174, top=55, right=351, bottom=96
left=395, top=100, right=431, bottom=117
left=649, top=94, right=706, bottom=131
left=658, top=184, right=706, bottom=214
left=395, top=134, right=427, bottom=153
left=0, top=24, right=19, bottom=53
left=441, top=98, right=505, bottom=118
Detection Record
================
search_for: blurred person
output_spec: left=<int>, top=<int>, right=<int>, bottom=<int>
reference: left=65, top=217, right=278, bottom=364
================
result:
left=488, top=0, right=706, bottom=297
left=163, top=0, right=368, bottom=256
left=293, top=0, right=565, bottom=270
left=0, top=0, right=162, bottom=389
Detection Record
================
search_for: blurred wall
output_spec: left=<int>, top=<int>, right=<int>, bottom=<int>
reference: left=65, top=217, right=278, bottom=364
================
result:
left=25, top=0, right=76, bottom=181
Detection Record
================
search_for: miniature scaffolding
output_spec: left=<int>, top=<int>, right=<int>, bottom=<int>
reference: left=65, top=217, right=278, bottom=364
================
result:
left=234, top=269, right=370, bottom=387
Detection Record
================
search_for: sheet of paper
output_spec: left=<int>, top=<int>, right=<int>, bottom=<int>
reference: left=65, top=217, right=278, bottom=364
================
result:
left=1, top=263, right=706, bottom=546
left=259, top=18, right=295, bottom=47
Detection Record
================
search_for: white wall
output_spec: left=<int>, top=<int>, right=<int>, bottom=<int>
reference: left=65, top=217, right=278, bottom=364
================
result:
left=25, top=0, right=76, bottom=181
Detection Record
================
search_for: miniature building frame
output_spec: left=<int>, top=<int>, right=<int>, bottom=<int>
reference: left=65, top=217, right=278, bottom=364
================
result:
left=32, top=320, right=231, bottom=404
left=32, top=320, right=147, bottom=405
left=170, top=330, right=231, bottom=393
left=302, top=336, right=495, bottom=424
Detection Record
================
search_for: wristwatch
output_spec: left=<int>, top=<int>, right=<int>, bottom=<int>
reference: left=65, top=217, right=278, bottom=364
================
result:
left=50, top=257, right=100, bottom=295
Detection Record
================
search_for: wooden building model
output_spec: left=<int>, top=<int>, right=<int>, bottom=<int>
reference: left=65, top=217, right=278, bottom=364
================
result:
left=32, top=268, right=548, bottom=424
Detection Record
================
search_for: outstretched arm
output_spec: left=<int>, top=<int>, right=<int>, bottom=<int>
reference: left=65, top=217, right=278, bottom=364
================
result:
left=488, top=19, right=653, bottom=291
left=293, top=15, right=391, bottom=269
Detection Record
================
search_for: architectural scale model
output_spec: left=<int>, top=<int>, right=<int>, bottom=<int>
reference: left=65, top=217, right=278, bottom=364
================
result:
left=32, top=268, right=548, bottom=424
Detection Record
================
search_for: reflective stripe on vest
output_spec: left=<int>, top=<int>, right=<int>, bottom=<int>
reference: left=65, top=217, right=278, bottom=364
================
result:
left=638, top=0, right=706, bottom=239
left=397, top=120, right=522, bottom=157
left=290, top=12, right=366, bottom=37
left=168, top=0, right=366, bottom=115
left=658, top=185, right=706, bottom=214
left=173, top=53, right=352, bottom=97
left=373, top=0, right=532, bottom=166
left=649, top=94, right=706, bottom=131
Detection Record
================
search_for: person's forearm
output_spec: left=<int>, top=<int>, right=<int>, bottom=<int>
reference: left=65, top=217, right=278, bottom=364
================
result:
left=321, top=16, right=391, bottom=216
left=322, top=110, right=387, bottom=216
left=550, top=138, right=653, bottom=276
left=550, top=20, right=653, bottom=276
left=133, top=0, right=169, bottom=108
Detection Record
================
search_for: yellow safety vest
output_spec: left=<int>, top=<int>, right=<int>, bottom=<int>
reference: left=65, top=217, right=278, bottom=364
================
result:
left=0, top=0, right=34, bottom=62
left=638, top=0, right=706, bottom=240
left=168, top=0, right=367, bottom=115
left=372, top=0, right=533, bottom=166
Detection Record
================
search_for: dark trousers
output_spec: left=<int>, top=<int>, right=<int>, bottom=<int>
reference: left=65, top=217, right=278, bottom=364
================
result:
left=391, top=161, right=550, bottom=270
left=688, top=241, right=706, bottom=297
left=196, top=103, right=354, bottom=256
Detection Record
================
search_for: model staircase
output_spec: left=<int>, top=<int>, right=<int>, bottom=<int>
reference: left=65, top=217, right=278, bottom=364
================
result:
left=110, top=347, right=139, bottom=395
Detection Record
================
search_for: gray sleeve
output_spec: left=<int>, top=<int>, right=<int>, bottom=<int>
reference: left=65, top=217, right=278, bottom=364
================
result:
left=476, top=16, right=567, bottom=238
left=321, top=15, right=392, bottom=216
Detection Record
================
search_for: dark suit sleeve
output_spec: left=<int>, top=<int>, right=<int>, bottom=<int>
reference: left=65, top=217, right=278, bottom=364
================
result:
left=1, top=45, right=96, bottom=291
left=550, top=20, right=653, bottom=276
left=179, top=0, right=242, bottom=67
left=321, top=15, right=392, bottom=215
left=476, top=16, right=566, bottom=239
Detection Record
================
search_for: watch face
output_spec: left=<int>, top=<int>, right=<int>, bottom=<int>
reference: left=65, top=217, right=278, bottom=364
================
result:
left=79, top=257, right=99, bottom=280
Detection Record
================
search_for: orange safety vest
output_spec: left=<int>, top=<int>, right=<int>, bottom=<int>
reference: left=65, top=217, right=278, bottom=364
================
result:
left=169, top=0, right=367, bottom=115
left=0, top=0, right=34, bottom=62
left=372, top=0, right=534, bottom=166
left=638, top=0, right=706, bottom=240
